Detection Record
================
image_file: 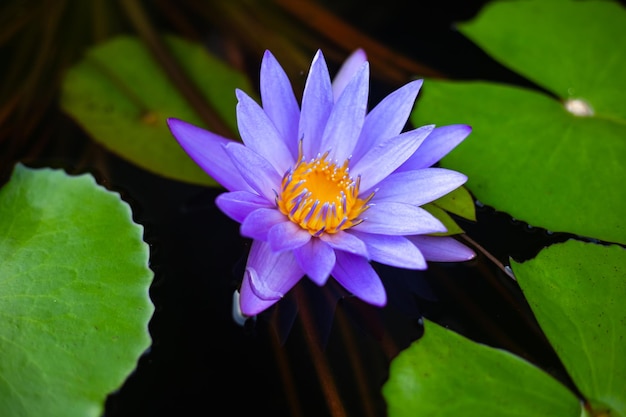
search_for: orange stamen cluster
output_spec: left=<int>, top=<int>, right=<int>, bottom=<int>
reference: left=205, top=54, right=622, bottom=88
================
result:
left=277, top=147, right=372, bottom=236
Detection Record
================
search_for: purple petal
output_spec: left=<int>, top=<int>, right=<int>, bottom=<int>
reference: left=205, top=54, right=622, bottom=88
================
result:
left=353, top=202, right=447, bottom=235
left=167, top=118, right=251, bottom=192
left=408, top=235, right=476, bottom=262
left=351, top=79, right=423, bottom=162
left=224, top=142, right=281, bottom=202
left=293, top=239, right=336, bottom=285
left=373, top=168, right=467, bottom=206
left=398, top=124, right=471, bottom=171
left=236, top=89, right=295, bottom=173
left=351, top=125, right=434, bottom=192
left=320, top=230, right=368, bottom=258
left=299, top=50, right=334, bottom=158
left=332, top=48, right=367, bottom=101
left=260, top=50, right=300, bottom=158
left=215, top=191, right=274, bottom=223
left=332, top=251, right=386, bottom=307
left=349, top=230, right=427, bottom=269
left=240, top=208, right=286, bottom=241
left=268, top=221, right=312, bottom=252
left=240, top=240, right=304, bottom=316
left=320, top=63, right=369, bottom=161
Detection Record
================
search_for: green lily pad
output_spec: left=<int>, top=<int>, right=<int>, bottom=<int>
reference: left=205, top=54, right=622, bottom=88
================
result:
left=413, top=80, right=626, bottom=244
left=61, top=35, right=251, bottom=186
left=460, top=0, right=626, bottom=121
left=0, top=164, right=154, bottom=416
left=512, top=240, right=626, bottom=417
left=383, top=318, right=582, bottom=417
left=411, top=0, right=626, bottom=245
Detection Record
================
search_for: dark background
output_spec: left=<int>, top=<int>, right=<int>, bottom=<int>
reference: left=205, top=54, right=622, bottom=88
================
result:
left=1, top=1, right=609, bottom=416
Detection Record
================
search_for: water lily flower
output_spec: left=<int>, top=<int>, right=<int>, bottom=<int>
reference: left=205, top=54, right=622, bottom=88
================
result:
left=167, top=49, right=474, bottom=317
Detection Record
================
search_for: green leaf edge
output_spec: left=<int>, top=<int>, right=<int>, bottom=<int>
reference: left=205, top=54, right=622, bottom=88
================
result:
left=0, top=163, right=154, bottom=417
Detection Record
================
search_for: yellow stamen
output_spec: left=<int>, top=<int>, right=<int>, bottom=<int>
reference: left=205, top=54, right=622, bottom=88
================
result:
left=277, top=145, right=372, bottom=236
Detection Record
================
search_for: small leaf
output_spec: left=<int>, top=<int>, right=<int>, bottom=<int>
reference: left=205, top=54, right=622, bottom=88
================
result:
left=431, top=185, right=476, bottom=221
left=422, top=185, right=476, bottom=236
left=383, top=319, right=581, bottom=417
left=422, top=203, right=464, bottom=236
left=512, top=240, right=626, bottom=417
left=0, top=164, right=154, bottom=417
left=61, top=35, right=252, bottom=186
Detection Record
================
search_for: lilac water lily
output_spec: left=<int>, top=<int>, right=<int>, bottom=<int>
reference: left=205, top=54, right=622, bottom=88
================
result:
left=168, top=49, right=474, bottom=317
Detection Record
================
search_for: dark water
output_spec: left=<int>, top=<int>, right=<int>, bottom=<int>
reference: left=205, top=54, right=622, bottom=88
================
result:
left=95, top=151, right=573, bottom=417
left=1, top=1, right=589, bottom=416
left=101, top=3, right=572, bottom=416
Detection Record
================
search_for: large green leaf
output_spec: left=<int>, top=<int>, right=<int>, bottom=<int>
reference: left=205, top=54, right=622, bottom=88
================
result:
left=61, top=35, right=251, bottom=186
left=413, top=80, right=626, bottom=244
left=512, top=240, right=626, bottom=417
left=0, top=164, right=154, bottom=417
left=411, top=0, right=626, bottom=245
left=460, top=0, right=626, bottom=122
left=383, top=319, right=582, bottom=417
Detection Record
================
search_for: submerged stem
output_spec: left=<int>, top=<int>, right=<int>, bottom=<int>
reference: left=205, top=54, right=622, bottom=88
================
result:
left=460, top=233, right=516, bottom=280
left=295, top=285, right=347, bottom=417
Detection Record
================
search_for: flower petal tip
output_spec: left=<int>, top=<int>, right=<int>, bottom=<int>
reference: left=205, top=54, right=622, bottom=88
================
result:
left=352, top=48, right=367, bottom=61
left=312, top=49, right=326, bottom=64
left=166, top=117, right=184, bottom=131
left=459, top=124, right=472, bottom=134
left=238, top=268, right=282, bottom=317
left=365, top=292, right=387, bottom=308
left=411, top=78, right=424, bottom=89
left=449, top=123, right=472, bottom=138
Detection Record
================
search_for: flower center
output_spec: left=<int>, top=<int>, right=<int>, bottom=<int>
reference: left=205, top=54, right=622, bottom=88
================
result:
left=277, top=149, right=371, bottom=236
